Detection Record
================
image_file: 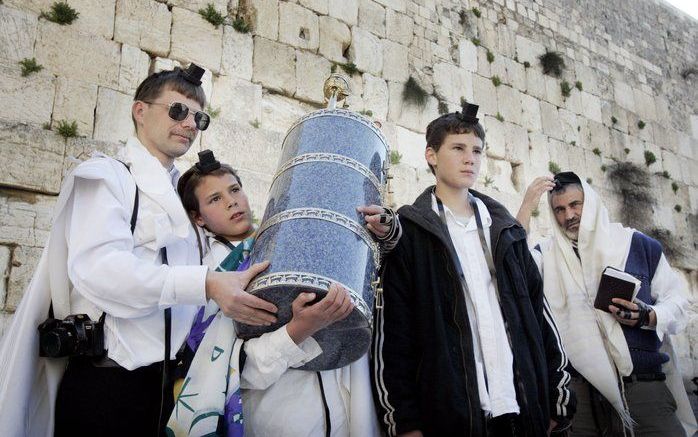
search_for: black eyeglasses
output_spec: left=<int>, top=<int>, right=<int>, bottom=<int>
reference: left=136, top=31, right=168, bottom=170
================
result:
left=143, top=101, right=210, bottom=131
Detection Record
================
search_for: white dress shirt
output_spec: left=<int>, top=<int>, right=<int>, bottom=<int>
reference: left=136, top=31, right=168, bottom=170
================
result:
left=431, top=194, right=519, bottom=418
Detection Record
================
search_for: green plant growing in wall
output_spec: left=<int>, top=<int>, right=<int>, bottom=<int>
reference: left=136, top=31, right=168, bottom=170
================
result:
left=548, top=161, right=561, bottom=174
left=560, top=80, right=572, bottom=97
left=637, top=120, right=646, bottom=129
left=389, top=150, right=402, bottom=165
left=483, top=175, right=495, bottom=188
left=359, top=109, right=374, bottom=117
left=56, top=120, right=78, bottom=138
left=471, top=37, right=481, bottom=46
left=611, top=116, right=618, bottom=124
left=671, top=181, right=679, bottom=194
left=624, top=147, right=630, bottom=154
left=42, top=122, right=51, bottom=130
left=206, top=105, right=221, bottom=118
left=458, top=10, right=468, bottom=26
left=491, top=75, right=502, bottom=87
left=486, top=50, right=495, bottom=63
left=339, top=62, right=359, bottom=76
left=40, top=2, right=79, bottom=25
left=601, top=164, right=607, bottom=172
left=199, top=4, right=226, bottom=28
left=575, top=81, right=583, bottom=91
left=232, top=15, right=250, bottom=33
left=661, top=170, right=670, bottom=179
left=644, top=150, right=656, bottom=167
left=592, top=147, right=601, bottom=156
left=586, top=177, right=593, bottom=184
left=19, top=58, right=43, bottom=77
left=523, top=61, right=531, bottom=68
left=570, top=140, right=576, bottom=146
left=437, top=100, right=448, bottom=114
left=472, top=7, right=482, bottom=17
left=674, top=204, right=682, bottom=213
left=531, top=207, right=540, bottom=217
left=330, top=64, right=337, bottom=73
left=538, top=50, right=565, bottom=77
left=250, top=119, right=260, bottom=128
left=403, top=76, right=428, bottom=107
left=495, top=112, right=504, bottom=122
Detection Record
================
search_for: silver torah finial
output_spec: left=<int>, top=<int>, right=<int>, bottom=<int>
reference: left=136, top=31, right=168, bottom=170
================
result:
left=323, top=73, right=351, bottom=109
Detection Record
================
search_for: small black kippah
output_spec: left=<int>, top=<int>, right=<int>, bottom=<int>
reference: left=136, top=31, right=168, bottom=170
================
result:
left=553, top=171, right=581, bottom=189
left=181, top=63, right=205, bottom=86
left=195, top=150, right=221, bottom=173
left=457, top=102, right=479, bottom=124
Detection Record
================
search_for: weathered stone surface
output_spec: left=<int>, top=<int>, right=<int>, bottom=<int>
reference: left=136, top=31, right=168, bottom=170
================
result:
left=63, top=137, right=124, bottom=177
left=0, top=5, right=37, bottom=63
left=632, top=89, right=657, bottom=122
left=386, top=9, right=413, bottom=46
left=295, top=51, right=331, bottom=104
left=279, top=2, right=319, bottom=51
left=208, top=76, right=262, bottom=127
left=53, top=77, right=98, bottom=138
left=222, top=27, right=254, bottom=80
left=387, top=81, right=439, bottom=132
left=496, top=85, right=522, bottom=126
left=482, top=115, right=506, bottom=159
left=328, top=0, right=358, bottom=26
left=362, top=74, right=389, bottom=120
left=580, top=91, right=602, bottom=124
left=6, top=245, right=43, bottom=312
left=114, top=0, right=171, bottom=57
left=260, top=93, right=314, bottom=134
left=0, top=245, right=10, bottom=309
left=170, top=7, right=223, bottom=73
left=473, top=74, right=497, bottom=116
left=381, top=40, right=409, bottom=83
left=93, top=87, right=134, bottom=144
left=540, top=100, right=564, bottom=141
left=374, top=0, right=406, bottom=12
left=0, top=188, right=55, bottom=248
left=574, top=63, right=599, bottom=96
left=544, top=75, right=563, bottom=107
left=168, top=0, right=228, bottom=14
left=35, top=21, right=121, bottom=88
left=68, top=0, right=115, bottom=39
left=299, top=0, right=329, bottom=15
left=433, top=62, right=472, bottom=104
left=393, top=126, right=426, bottom=170
left=613, top=79, right=636, bottom=112
left=525, top=66, right=547, bottom=100
left=359, top=0, right=386, bottom=37
left=152, top=57, right=181, bottom=73
left=349, top=27, right=383, bottom=76
left=0, top=65, right=55, bottom=127
left=252, top=37, right=296, bottom=95
left=558, top=108, right=579, bottom=144
left=118, top=44, right=150, bottom=94
left=0, top=123, right=65, bottom=194
left=504, top=122, right=529, bottom=164
left=318, top=16, right=351, bottom=64
left=520, top=93, right=542, bottom=132
left=458, top=38, right=478, bottom=73
left=515, top=35, right=545, bottom=65
left=249, top=0, right=279, bottom=40
left=486, top=157, right=517, bottom=194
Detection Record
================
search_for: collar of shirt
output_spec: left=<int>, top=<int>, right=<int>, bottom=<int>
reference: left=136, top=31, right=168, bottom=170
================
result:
left=430, top=193, right=493, bottom=232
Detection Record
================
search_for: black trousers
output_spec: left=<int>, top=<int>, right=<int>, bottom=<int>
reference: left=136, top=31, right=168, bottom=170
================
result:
left=486, top=412, right=523, bottom=437
left=54, top=357, right=175, bottom=437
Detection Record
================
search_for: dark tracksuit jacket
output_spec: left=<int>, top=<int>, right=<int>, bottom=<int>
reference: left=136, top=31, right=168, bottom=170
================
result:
left=371, top=187, right=575, bottom=436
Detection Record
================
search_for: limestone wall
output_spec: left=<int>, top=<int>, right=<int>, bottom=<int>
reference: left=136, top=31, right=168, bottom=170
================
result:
left=0, top=0, right=696, bottom=384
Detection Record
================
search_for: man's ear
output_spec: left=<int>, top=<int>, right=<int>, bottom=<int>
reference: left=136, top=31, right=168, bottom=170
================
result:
left=132, top=101, right=146, bottom=128
left=425, top=146, right=437, bottom=170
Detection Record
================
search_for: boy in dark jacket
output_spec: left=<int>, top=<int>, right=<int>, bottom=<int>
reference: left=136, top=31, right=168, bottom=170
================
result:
left=371, top=103, right=575, bottom=436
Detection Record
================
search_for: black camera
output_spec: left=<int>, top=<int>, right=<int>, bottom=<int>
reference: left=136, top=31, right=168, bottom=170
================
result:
left=38, top=314, right=105, bottom=358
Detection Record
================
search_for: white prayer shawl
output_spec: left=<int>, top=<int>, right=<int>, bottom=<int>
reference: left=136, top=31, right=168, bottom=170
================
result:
left=537, top=180, right=696, bottom=435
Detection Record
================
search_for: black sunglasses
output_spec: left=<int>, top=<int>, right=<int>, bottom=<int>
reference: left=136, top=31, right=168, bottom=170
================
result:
left=143, top=101, right=210, bottom=131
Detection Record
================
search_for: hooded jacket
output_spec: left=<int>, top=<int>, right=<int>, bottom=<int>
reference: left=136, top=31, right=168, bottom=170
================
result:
left=371, top=187, right=575, bottom=436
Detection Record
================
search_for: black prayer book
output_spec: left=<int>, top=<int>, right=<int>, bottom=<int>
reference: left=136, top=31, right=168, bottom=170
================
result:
left=593, top=266, right=641, bottom=312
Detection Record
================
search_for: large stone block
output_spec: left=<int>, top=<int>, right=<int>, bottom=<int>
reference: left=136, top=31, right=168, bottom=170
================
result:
left=0, top=5, right=37, bottom=63
left=558, top=108, right=579, bottom=145
left=387, top=81, right=439, bottom=133
left=170, top=7, right=223, bottom=73
left=386, top=9, right=413, bottom=46
left=118, top=44, right=150, bottom=94
left=222, top=27, right=254, bottom=81
left=613, top=80, right=636, bottom=113
left=0, top=188, right=55, bottom=248
left=580, top=91, right=603, bottom=124
left=381, top=40, right=409, bottom=83
left=528, top=131, right=551, bottom=176
left=433, top=62, right=473, bottom=105
left=260, top=93, right=314, bottom=134
left=328, top=0, right=358, bottom=26
left=525, top=66, right=547, bottom=100
left=520, top=93, right=542, bottom=132
left=208, top=76, right=262, bottom=126
left=53, top=77, right=98, bottom=138
left=362, top=73, right=389, bottom=120
left=114, top=0, right=171, bottom=57
left=6, top=245, right=44, bottom=312
left=482, top=115, right=505, bottom=159
left=93, top=87, right=134, bottom=144
left=295, top=51, right=331, bottom=104
left=168, top=0, right=228, bottom=14
left=472, top=74, right=497, bottom=116
left=540, top=100, right=564, bottom=141
left=249, top=0, right=279, bottom=40
left=35, top=21, right=120, bottom=88
left=252, top=37, right=296, bottom=95
left=68, top=0, right=116, bottom=39
left=485, top=157, right=517, bottom=194
left=279, top=2, right=319, bottom=51
left=299, top=0, right=329, bottom=14
left=544, top=75, right=563, bottom=107
left=349, top=27, right=383, bottom=76
left=373, top=0, right=407, bottom=12
left=515, top=35, right=545, bottom=66
left=0, top=65, right=55, bottom=126
left=496, top=85, right=522, bottom=126
left=633, top=89, right=657, bottom=122
left=574, top=63, right=599, bottom=96
left=359, top=0, right=386, bottom=37
left=504, top=122, right=529, bottom=165
left=318, top=16, right=351, bottom=64
left=393, top=126, right=426, bottom=170
left=458, top=38, right=478, bottom=73
left=63, top=137, right=125, bottom=177
left=0, top=122, right=65, bottom=194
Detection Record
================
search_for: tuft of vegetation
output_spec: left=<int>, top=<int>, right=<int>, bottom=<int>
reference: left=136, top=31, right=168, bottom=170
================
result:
left=601, top=164, right=607, bottom=172
left=250, top=119, right=260, bottom=128
left=389, top=150, right=402, bottom=165
left=458, top=10, right=468, bottom=26
left=483, top=175, right=495, bottom=188
left=40, top=2, right=79, bottom=25
left=624, top=147, right=630, bottom=154
left=471, top=37, right=481, bottom=46
left=19, top=58, right=43, bottom=77
left=42, top=122, right=51, bottom=130
left=538, top=50, right=565, bottom=77
left=437, top=100, right=448, bottom=115
left=495, top=112, right=504, bottom=122
left=586, top=177, right=593, bottom=184
left=644, top=150, right=656, bottom=167
left=661, top=170, right=670, bottom=179
left=531, top=207, right=540, bottom=218
left=575, top=81, right=583, bottom=91
left=611, top=116, right=618, bottom=124
left=339, top=62, right=359, bottom=76
left=232, top=15, right=250, bottom=33
left=358, top=109, right=374, bottom=117
left=330, top=64, right=337, bottom=73
left=402, top=76, right=428, bottom=107
left=472, top=7, right=481, bottom=17
left=608, top=162, right=654, bottom=226
left=560, top=80, right=572, bottom=97
left=56, top=120, right=78, bottom=138
left=206, top=105, right=221, bottom=119
left=592, top=147, right=601, bottom=156
left=523, top=61, right=531, bottom=68
left=548, top=161, right=561, bottom=174
left=671, top=181, right=679, bottom=194
left=199, top=4, right=226, bottom=28
left=491, top=75, right=502, bottom=87
left=674, top=204, right=682, bottom=213
left=637, top=120, right=646, bottom=129
left=570, top=140, right=576, bottom=146
left=486, top=49, right=495, bottom=63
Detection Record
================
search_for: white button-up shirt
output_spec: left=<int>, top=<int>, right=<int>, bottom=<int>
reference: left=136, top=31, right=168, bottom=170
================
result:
left=431, top=194, right=519, bottom=417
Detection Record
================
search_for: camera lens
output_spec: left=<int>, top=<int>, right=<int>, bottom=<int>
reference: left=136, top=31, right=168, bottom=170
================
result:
left=42, top=329, right=76, bottom=357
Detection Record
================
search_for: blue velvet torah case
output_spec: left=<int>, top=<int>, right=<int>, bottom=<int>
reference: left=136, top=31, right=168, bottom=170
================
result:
left=238, top=109, right=389, bottom=370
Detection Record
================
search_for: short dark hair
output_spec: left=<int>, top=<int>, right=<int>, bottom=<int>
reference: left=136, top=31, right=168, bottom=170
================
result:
left=551, top=171, right=583, bottom=196
left=425, top=113, right=486, bottom=174
left=132, top=67, right=207, bottom=129
left=177, top=164, right=242, bottom=216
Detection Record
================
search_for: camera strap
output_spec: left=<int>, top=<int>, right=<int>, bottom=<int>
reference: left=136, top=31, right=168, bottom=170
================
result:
left=159, top=247, right=172, bottom=433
